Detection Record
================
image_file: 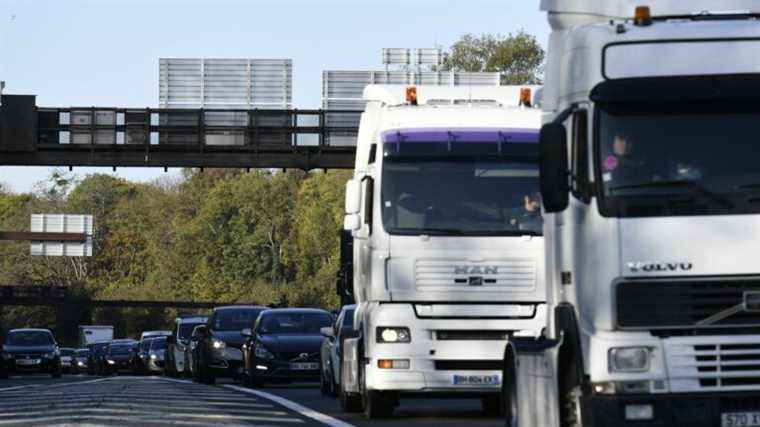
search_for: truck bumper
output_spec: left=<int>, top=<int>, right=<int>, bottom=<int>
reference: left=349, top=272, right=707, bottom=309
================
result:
left=359, top=303, right=547, bottom=395
left=584, top=392, right=760, bottom=427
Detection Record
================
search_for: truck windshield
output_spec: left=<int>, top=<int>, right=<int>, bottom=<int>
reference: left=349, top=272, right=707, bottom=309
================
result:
left=597, top=105, right=760, bottom=217
left=382, top=157, right=541, bottom=236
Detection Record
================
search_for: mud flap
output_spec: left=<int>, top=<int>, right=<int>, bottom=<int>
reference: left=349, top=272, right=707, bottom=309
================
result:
left=511, top=338, right=561, bottom=427
left=342, top=337, right=360, bottom=394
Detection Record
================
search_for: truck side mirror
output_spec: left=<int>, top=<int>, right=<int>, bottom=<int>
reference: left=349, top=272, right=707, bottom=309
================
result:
left=539, top=122, right=570, bottom=213
left=345, top=180, right=361, bottom=215
left=343, top=214, right=361, bottom=231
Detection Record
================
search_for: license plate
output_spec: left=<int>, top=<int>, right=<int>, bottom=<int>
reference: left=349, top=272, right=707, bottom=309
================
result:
left=722, top=412, right=760, bottom=427
left=453, top=374, right=500, bottom=386
left=16, top=359, right=40, bottom=366
left=290, top=362, right=319, bottom=370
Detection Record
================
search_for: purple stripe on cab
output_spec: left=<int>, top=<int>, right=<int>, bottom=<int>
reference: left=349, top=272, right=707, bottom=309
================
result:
left=380, top=128, right=539, bottom=144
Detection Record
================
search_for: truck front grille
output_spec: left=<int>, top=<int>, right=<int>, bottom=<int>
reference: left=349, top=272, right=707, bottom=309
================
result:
left=665, top=337, right=760, bottom=392
left=617, top=278, right=760, bottom=330
left=415, top=259, right=536, bottom=291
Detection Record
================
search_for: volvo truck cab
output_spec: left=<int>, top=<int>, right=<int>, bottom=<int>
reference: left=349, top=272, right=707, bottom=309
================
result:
left=340, top=84, right=546, bottom=418
left=510, top=2, right=760, bottom=426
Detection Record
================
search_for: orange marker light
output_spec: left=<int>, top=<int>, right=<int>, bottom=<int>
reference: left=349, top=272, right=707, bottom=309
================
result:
left=519, top=88, right=532, bottom=107
left=634, top=6, right=652, bottom=26
left=406, top=86, right=418, bottom=106
left=378, top=359, right=394, bottom=369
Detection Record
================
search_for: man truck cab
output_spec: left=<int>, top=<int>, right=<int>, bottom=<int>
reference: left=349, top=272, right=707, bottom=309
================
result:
left=507, top=2, right=760, bottom=426
left=340, top=84, right=546, bottom=418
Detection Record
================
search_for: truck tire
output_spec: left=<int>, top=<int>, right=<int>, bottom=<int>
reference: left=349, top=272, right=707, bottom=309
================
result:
left=363, top=390, right=394, bottom=419
left=503, top=346, right=519, bottom=427
left=558, top=350, right=583, bottom=427
left=339, top=385, right=362, bottom=413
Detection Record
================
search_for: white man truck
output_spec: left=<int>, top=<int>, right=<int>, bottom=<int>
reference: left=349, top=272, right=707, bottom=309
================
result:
left=504, top=2, right=760, bottom=426
left=78, top=325, right=114, bottom=347
left=339, top=84, right=547, bottom=418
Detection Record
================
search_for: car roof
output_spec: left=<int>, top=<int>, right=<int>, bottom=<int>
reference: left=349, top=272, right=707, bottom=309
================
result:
left=176, top=316, right=207, bottom=323
left=8, top=328, right=52, bottom=333
left=261, top=308, right=330, bottom=315
left=213, top=305, right=267, bottom=312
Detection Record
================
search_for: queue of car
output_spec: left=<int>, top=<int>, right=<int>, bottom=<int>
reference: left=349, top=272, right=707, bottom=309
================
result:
left=0, top=305, right=353, bottom=397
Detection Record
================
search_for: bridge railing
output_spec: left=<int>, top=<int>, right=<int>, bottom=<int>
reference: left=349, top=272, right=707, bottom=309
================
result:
left=0, top=95, right=361, bottom=169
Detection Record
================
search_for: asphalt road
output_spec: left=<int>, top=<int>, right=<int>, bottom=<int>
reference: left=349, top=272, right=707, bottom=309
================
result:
left=0, top=375, right=503, bottom=426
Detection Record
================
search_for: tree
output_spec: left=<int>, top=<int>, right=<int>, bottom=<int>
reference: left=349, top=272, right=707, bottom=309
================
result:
left=440, top=31, right=545, bottom=85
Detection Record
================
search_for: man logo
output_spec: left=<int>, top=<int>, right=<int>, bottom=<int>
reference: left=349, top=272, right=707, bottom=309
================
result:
left=455, top=266, right=499, bottom=275
left=468, top=276, right=484, bottom=287
left=299, top=353, right=309, bottom=360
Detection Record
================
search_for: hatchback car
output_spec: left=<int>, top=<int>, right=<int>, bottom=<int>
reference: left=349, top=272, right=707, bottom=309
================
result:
left=147, top=336, right=167, bottom=374
left=102, top=340, right=135, bottom=375
left=73, top=348, right=89, bottom=374
left=242, top=308, right=333, bottom=387
left=0, top=328, right=61, bottom=378
left=193, top=305, right=267, bottom=384
left=59, top=347, right=76, bottom=374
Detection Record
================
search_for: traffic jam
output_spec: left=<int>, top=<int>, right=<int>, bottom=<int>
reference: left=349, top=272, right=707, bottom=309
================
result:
left=3, top=1, right=760, bottom=427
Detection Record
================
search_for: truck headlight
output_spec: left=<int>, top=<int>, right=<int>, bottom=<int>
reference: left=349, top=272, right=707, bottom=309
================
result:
left=254, top=345, right=275, bottom=360
left=377, top=327, right=411, bottom=343
left=609, top=347, right=651, bottom=372
left=212, top=338, right=226, bottom=350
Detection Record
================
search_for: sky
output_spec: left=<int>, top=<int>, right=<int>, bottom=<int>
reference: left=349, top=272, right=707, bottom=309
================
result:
left=0, top=0, right=550, bottom=193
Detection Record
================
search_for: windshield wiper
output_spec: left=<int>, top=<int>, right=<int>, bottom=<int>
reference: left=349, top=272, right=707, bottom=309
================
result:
left=609, top=180, right=734, bottom=209
left=413, top=228, right=465, bottom=236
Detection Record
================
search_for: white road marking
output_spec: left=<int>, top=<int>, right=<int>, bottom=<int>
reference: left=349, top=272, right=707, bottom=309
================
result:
left=224, top=384, right=356, bottom=427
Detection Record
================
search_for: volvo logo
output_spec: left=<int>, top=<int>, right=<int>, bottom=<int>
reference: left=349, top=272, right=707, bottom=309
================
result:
left=455, top=266, right=498, bottom=275
left=627, top=261, right=693, bottom=273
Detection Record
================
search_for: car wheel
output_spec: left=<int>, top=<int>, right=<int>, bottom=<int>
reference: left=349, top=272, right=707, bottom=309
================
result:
left=0, top=370, right=8, bottom=379
left=52, top=369, right=62, bottom=379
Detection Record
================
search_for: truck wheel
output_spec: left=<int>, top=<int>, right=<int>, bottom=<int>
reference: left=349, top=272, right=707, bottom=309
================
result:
left=363, top=390, right=394, bottom=419
left=503, top=347, right=519, bottom=427
left=339, top=385, right=362, bottom=413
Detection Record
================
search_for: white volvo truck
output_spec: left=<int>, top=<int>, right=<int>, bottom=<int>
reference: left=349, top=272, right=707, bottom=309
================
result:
left=339, top=84, right=547, bottom=418
left=504, top=2, right=760, bottom=426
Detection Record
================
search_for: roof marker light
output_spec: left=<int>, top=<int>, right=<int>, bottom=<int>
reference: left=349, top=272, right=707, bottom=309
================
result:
left=634, top=6, right=652, bottom=26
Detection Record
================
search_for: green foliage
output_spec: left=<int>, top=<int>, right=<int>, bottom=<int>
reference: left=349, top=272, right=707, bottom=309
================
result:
left=440, top=31, right=545, bottom=85
left=0, top=168, right=351, bottom=343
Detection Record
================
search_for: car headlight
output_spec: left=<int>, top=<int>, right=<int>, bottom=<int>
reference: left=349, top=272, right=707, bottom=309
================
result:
left=254, top=345, right=275, bottom=360
left=609, top=347, right=651, bottom=372
left=1, top=352, right=12, bottom=360
left=377, top=327, right=411, bottom=343
left=107, top=359, right=116, bottom=365
left=212, top=338, right=226, bottom=350
left=43, top=352, right=56, bottom=359
left=150, top=354, right=157, bottom=360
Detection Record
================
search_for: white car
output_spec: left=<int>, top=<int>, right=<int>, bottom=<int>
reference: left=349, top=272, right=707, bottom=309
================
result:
left=147, top=336, right=167, bottom=374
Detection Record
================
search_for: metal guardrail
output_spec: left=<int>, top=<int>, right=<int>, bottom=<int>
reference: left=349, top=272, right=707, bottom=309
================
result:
left=0, top=95, right=360, bottom=169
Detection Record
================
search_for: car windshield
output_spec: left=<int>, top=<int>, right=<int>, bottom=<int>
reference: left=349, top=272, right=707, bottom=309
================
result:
left=60, top=348, right=75, bottom=356
left=380, top=132, right=541, bottom=236
left=260, top=312, right=332, bottom=335
left=6, top=331, right=54, bottom=346
left=139, top=339, right=153, bottom=351
left=598, top=104, right=760, bottom=216
left=150, top=338, right=166, bottom=350
left=75, top=349, right=89, bottom=357
left=109, top=345, right=132, bottom=355
left=179, top=322, right=204, bottom=340
left=212, top=308, right=263, bottom=331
